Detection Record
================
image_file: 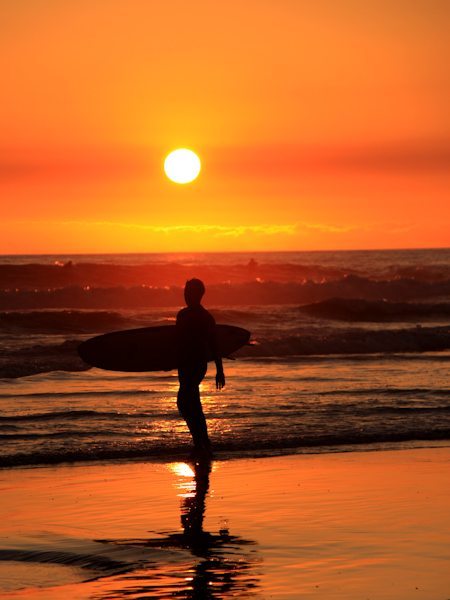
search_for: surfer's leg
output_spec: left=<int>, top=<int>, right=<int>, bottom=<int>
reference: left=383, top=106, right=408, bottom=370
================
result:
left=177, top=389, right=209, bottom=448
left=177, top=365, right=210, bottom=450
left=191, top=377, right=210, bottom=450
left=177, top=382, right=199, bottom=442
left=178, top=384, right=209, bottom=449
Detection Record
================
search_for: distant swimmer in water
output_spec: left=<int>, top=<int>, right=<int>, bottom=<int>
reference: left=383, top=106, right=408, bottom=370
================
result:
left=176, top=279, right=225, bottom=458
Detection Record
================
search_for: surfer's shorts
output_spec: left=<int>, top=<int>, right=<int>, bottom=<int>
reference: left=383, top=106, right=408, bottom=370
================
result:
left=177, top=363, right=207, bottom=387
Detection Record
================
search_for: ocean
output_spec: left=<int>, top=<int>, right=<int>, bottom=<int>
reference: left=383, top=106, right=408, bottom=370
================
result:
left=1, top=249, right=449, bottom=468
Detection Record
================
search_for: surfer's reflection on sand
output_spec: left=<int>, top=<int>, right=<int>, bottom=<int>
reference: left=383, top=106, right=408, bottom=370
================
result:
left=96, top=458, right=260, bottom=599
left=171, top=458, right=260, bottom=597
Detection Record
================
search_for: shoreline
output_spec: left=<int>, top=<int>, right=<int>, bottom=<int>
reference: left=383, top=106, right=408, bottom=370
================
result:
left=1, top=446, right=449, bottom=598
left=2, top=438, right=450, bottom=472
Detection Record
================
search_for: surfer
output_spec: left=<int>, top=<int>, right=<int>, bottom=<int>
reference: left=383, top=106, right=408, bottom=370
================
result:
left=176, top=278, right=225, bottom=457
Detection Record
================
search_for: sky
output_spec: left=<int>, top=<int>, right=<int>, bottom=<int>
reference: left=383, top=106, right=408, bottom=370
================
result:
left=1, top=0, right=449, bottom=253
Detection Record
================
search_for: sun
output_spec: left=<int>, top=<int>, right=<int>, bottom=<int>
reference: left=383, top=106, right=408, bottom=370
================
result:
left=164, top=148, right=201, bottom=184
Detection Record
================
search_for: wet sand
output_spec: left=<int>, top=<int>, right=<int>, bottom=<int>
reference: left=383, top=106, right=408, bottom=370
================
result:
left=0, top=447, right=449, bottom=599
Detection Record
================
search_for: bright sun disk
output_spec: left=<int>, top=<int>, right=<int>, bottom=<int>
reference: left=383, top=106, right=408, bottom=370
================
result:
left=164, top=148, right=201, bottom=184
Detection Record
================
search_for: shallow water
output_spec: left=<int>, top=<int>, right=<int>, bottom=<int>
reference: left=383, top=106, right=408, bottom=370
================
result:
left=1, top=352, right=449, bottom=467
left=1, top=248, right=449, bottom=465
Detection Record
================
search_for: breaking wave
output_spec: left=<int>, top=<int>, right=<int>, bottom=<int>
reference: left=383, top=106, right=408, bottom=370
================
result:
left=0, top=310, right=130, bottom=333
left=298, top=298, right=450, bottom=321
left=1, top=277, right=450, bottom=310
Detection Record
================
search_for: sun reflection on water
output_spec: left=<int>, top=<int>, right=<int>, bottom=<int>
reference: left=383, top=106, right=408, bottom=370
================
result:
left=170, top=462, right=196, bottom=498
left=170, top=462, right=195, bottom=478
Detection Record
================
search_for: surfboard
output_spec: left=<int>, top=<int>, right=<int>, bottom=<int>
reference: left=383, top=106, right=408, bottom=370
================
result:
left=78, top=324, right=250, bottom=372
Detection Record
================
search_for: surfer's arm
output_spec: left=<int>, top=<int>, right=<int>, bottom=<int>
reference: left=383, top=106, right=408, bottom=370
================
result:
left=215, top=355, right=225, bottom=390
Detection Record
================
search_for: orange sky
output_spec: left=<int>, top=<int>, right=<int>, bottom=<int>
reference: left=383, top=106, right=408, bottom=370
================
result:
left=1, top=0, right=449, bottom=253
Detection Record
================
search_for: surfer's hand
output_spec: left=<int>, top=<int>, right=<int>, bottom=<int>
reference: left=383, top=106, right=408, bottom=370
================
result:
left=216, top=371, right=225, bottom=390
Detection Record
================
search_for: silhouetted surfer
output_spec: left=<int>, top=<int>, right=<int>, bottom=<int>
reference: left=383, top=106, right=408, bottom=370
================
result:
left=176, top=279, right=225, bottom=457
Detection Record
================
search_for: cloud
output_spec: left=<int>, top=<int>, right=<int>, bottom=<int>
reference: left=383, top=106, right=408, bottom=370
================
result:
left=212, top=140, right=450, bottom=175
left=12, top=219, right=355, bottom=238
left=0, top=148, right=150, bottom=182
left=297, top=221, right=353, bottom=233
left=57, top=220, right=298, bottom=237
left=59, top=220, right=355, bottom=237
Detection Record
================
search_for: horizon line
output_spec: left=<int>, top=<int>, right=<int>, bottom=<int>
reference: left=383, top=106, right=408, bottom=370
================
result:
left=1, top=246, right=449, bottom=257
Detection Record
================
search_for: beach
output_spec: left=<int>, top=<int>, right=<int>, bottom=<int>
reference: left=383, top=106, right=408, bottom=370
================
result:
left=1, top=447, right=449, bottom=599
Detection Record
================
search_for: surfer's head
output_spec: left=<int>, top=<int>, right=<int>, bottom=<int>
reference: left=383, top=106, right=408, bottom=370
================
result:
left=184, top=278, right=205, bottom=306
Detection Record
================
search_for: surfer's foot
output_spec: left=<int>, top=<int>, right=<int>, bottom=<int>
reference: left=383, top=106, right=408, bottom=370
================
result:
left=191, top=444, right=213, bottom=461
